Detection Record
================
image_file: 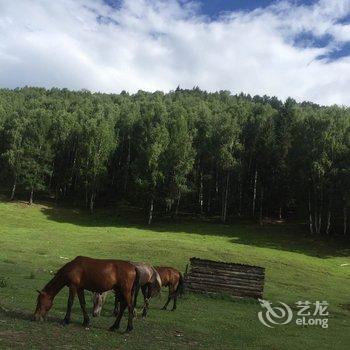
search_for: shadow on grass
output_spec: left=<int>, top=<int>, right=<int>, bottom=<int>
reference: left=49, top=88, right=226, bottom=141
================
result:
left=37, top=204, right=350, bottom=260
left=0, top=306, right=61, bottom=324
left=0, top=306, right=116, bottom=331
left=0, top=303, right=159, bottom=334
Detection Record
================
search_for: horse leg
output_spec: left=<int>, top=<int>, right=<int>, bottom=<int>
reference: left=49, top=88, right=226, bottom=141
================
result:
left=63, top=285, right=76, bottom=325
left=125, top=289, right=134, bottom=332
left=172, top=294, right=177, bottom=311
left=109, top=298, right=127, bottom=332
left=141, top=285, right=150, bottom=318
left=77, top=289, right=90, bottom=327
left=113, top=293, right=120, bottom=316
left=171, top=282, right=179, bottom=311
left=133, top=283, right=141, bottom=309
left=161, top=286, right=173, bottom=310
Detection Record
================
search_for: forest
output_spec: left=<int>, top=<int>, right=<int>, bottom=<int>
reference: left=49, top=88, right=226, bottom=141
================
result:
left=0, top=87, right=349, bottom=235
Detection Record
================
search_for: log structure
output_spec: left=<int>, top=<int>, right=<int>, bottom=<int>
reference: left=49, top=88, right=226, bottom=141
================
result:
left=184, top=257, right=265, bottom=299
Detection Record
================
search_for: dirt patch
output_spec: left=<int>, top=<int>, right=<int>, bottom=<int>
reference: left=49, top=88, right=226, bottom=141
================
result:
left=339, top=303, right=350, bottom=312
left=15, top=201, right=31, bottom=209
left=0, top=330, right=27, bottom=345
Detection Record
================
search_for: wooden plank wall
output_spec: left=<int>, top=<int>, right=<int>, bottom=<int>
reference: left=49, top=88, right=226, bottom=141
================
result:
left=184, top=257, right=265, bottom=299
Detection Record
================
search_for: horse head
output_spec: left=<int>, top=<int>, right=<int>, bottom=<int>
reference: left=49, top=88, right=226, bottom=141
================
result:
left=92, top=292, right=107, bottom=317
left=150, top=269, right=162, bottom=297
left=34, top=290, right=53, bottom=321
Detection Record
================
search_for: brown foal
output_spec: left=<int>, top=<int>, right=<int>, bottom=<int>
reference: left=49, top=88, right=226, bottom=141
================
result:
left=155, top=267, right=184, bottom=311
left=34, top=256, right=139, bottom=332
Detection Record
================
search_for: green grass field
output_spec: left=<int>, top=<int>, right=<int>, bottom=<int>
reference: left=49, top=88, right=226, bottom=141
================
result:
left=0, top=201, right=349, bottom=349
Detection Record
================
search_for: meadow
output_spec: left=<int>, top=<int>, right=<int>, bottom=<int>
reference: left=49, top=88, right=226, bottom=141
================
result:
left=0, top=201, right=349, bottom=349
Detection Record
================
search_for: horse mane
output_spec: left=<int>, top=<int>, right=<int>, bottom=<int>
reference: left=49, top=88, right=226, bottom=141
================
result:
left=42, top=261, right=71, bottom=295
left=155, top=270, right=162, bottom=289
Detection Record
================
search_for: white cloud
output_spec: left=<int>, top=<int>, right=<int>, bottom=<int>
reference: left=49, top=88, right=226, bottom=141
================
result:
left=1, top=0, right=350, bottom=105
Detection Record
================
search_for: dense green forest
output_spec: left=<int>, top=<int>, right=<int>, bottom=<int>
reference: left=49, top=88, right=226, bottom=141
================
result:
left=0, top=87, right=349, bottom=234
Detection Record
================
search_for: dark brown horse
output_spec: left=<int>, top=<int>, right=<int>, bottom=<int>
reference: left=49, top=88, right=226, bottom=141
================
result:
left=155, top=266, right=184, bottom=311
left=92, top=262, right=162, bottom=318
left=34, top=256, right=139, bottom=332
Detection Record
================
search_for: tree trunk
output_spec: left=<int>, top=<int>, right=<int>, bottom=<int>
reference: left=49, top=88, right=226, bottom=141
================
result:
left=318, top=185, right=323, bottom=234
left=85, top=184, right=88, bottom=209
left=344, top=207, right=347, bottom=235
left=175, top=191, right=181, bottom=218
left=278, top=207, right=282, bottom=220
left=148, top=196, right=154, bottom=225
left=207, top=165, right=214, bottom=213
left=318, top=213, right=322, bottom=234
left=90, top=192, right=94, bottom=214
left=55, top=187, right=59, bottom=206
left=29, top=186, right=34, bottom=205
left=259, top=187, right=264, bottom=225
left=207, top=187, right=211, bottom=213
left=124, top=135, right=131, bottom=193
left=314, top=208, right=321, bottom=235
left=215, top=163, right=219, bottom=201
left=48, top=168, right=53, bottom=189
left=10, top=176, right=17, bottom=200
left=199, top=169, right=203, bottom=214
left=308, top=190, right=314, bottom=234
left=252, top=168, right=258, bottom=217
left=70, top=153, right=77, bottom=192
left=314, top=210, right=318, bottom=234
left=315, top=210, right=322, bottom=235
left=313, top=184, right=320, bottom=234
left=238, top=177, right=242, bottom=217
left=221, top=171, right=230, bottom=223
left=165, top=199, right=172, bottom=214
left=326, top=209, right=331, bottom=235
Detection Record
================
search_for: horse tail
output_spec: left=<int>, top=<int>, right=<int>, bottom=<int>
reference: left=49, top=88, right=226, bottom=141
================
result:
left=176, top=272, right=185, bottom=297
left=132, top=267, right=140, bottom=307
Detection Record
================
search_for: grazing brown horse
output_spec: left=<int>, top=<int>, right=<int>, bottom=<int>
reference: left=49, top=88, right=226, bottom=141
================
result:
left=93, top=262, right=162, bottom=318
left=34, top=256, right=139, bottom=332
left=155, top=267, right=184, bottom=311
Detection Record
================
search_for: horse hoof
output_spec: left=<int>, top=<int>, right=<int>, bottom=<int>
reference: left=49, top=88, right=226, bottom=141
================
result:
left=125, top=327, right=133, bottom=333
left=109, top=326, right=117, bottom=332
left=62, top=319, right=70, bottom=326
left=83, top=322, right=90, bottom=328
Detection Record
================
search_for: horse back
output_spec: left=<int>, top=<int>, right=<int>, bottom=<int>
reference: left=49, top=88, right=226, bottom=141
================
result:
left=132, top=262, right=155, bottom=286
left=66, top=256, right=136, bottom=292
left=154, top=266, right=180, bottom=287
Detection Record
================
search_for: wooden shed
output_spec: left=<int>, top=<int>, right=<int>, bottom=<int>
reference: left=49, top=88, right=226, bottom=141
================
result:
left=184, top=257, right=265, bottom=299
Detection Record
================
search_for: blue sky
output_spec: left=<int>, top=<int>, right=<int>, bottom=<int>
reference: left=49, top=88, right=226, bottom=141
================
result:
left=1, top=0, right=350, bottom=105
left=103, top=0, right=350, bottom=62
left=198, top=0, right=350, bottom=61
left=103, top=0, right=318, bottom=14
left=199, top=0, right=312, bottom=15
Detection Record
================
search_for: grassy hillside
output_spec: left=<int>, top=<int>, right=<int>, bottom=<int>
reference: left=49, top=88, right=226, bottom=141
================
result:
left=0, top=201, right=349, bottom=349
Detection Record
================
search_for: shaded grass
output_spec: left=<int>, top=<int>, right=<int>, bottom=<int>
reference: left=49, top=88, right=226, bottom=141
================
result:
left=0, top=201, right=349, bottom=349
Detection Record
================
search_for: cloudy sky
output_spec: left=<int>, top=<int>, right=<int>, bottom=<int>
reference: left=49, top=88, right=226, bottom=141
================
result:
left=1, top=0, right=350, bottom=105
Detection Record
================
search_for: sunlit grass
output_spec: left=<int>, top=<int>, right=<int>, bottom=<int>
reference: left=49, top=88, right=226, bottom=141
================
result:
left=0, top=201, right=349, bottom=349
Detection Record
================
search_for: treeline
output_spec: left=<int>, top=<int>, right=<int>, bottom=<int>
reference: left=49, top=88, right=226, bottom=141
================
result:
left=0, top=87, right=349, bottom=235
